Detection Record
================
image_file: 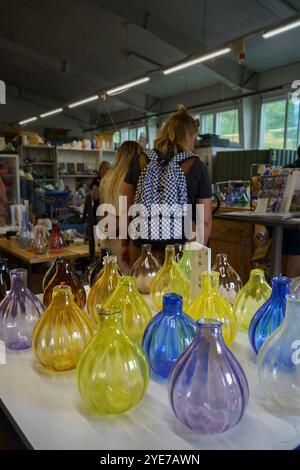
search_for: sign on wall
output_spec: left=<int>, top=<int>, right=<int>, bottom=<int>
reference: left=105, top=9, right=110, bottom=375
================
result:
left=0, top=80, right=6, bottom=104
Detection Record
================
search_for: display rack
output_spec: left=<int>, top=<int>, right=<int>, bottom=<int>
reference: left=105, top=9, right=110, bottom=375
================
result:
left=19, top=145, right=57, bottom=183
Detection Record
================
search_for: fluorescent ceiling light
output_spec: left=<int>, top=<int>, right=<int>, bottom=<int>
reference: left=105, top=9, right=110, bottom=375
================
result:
left=263, top=19, right=300, bottom=38
left=68, top=95, right=99, bottom=109
left=40, top=108, right=63, bottom=118
left=106, top=77, right=150, bottom=96
left=19, top=117, right=38, bottom=125
left=163, top=47, right=231, bottom=75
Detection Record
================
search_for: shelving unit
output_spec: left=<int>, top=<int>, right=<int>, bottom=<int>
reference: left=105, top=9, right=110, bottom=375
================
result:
left=0, top=154, right=20, bottom=225
left=19, top=145, right=57, bottom=183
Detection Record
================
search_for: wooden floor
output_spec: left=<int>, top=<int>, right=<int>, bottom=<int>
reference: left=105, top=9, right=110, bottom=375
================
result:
left=0, top=408, right=27, bottom=450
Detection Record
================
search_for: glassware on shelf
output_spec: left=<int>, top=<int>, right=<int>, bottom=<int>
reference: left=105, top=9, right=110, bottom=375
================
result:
left=0, top=269, right=43, bottom=350
left=18, top=210, right=31, bottom=249
left=150, top=245, right=191, bottom=311
left=87, top=255, right=120, bottom=324
left=130, top=244, right=160, bottom=294
left=48, top=220, right=64, bottom=253
left=33, top=286, right=94, bottom=372
left=234, top=269, right=271, bottom=332
left=105, top=276, right=152, bottom=343
left=186, top=271, right=237, bottom=346
left=258, top=294, right=300, bottom=414
left=31, top=225, right=48, bottom=255
left=168, top=319, right=249, bottom=434
left=249, top=276, right=291, bottom=355
left=42, top=256, right=64, bottom=292
left=142, top=294, right=197, bottom=380
left=0, top=259, right=10, bottom=302
left=212, top=254, right=242, bottom=305
left=43, top=258, right=86, bottom=310
left=88, top=248, right=111, bottom=287
left=77, top=307, right=150, bottom=414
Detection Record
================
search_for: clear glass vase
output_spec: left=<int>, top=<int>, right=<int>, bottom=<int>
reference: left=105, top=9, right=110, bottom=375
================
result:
left=168, top=319, right=249, bottom=434
left=258, top=294, right=300, bottom=414
left=87, top=255, right=120, bottom=324
left=249, top=276, right=291, bottom=355
left=105, top=276, right=152, bottom=343
left=142, top=294, right=197, bottom=380
left=33, top=285, right=94, bottom=372
left=150, top=245, right=191, bottom=311
left=186, top=271, right=237, bottom=346
left=31, top=225, right=48, bottom=255
left=0, top=269, right=43, bottom=350
left=18, top=210, right=31, bottom=249
left=43, top=258, right=86, bottom=310
left=0, top=258, right=10, bottom=302
left=88, top=248, right=111, bottom=287
left=234, top=269, right=271, bottom=332
left=77, top=307, right=150, bottom=414
left=48, top=220, right=64, bottom=253
left=212, top=254, right=242, bottom=304
left=130, top=244, right=160, bottom=294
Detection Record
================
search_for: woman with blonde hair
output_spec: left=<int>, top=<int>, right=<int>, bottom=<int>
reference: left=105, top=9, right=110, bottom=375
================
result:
left=122, top=105, right=212, bottom=267
left=99, top=140, right=143, bottom=271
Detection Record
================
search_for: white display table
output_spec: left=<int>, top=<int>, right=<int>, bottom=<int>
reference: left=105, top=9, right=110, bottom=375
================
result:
left=0, top=332, right=300, bottom=450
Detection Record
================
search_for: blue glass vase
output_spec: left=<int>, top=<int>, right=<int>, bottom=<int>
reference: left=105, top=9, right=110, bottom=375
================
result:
left=142, top=294, right=197, bottom=380
left=249, top=276, right=291, bottom=355
left=168, top=319, right=249, bottom=435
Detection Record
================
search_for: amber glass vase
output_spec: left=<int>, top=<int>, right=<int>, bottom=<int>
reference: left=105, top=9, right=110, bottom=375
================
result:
left=105, top=276, right=152, bottom=342
left=33, top=285, right=94, bottom=372
left=77, top=307, right=149, bottom=414
left=150, top=245, right=191, bottom=311
left=88, top=248, right=111, bottom=287
left=87, top=255, right=120, bottom=324
left=130, top=244, right=160, bottom=294
left=212, top=254, right=242, bottom=304
left=43, top=258, right=86, bottom=310
left=48, top=220, right=64, bottom=253
left=186, top=271, right=237, bottom=346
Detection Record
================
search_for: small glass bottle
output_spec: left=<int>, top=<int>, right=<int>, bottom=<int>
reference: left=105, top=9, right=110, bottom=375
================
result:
left=142, top=294, right=197, bottom=380
left=258, top=294, right=300, bottom=414
left=168, top=319, right=249, bottom=434
left=186, top=271, right=237, bottom=346
left=18, top=210, right=31, bottom=249
left=87, top=255, right=120, bottom=324
left=88, top=248, right=111, bottom=287
left=43, top=258, right=86, bottom=310
left=48, top=220, right=64, bottom=253
left=150, top=245, right=191, bottom=311
left=105, top=276, right=152, bottom=343
left=0, top=269, right=43, bottom=350
left=31, top=225, right=48, bottom=255
left=212, top=254, right=242, bottom=305
left=77, top=307, right=150, bottom=414
left=0, top=259, right=10, bottom=302
left=234, top=269, right=271, bottom=332
left=130, top=244, right=160, bottom=294
left=249, top=276, right=291, bottom=354
left=33, top=285, right=94, bottom=372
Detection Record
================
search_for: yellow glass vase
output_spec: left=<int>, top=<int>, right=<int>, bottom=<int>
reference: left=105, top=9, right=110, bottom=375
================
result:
left=105, top=276, right=152, bottom=343
left=150, top=245, right=191, bottom=311
left=234, top=268, right=271, bottom=332
left=77, top=308, right=150, bottom=414
left=33, top=285, right=94, bottom=372
left=87, top=255, right=120, bottom=324
left=186, top=271, right=237, bottom=346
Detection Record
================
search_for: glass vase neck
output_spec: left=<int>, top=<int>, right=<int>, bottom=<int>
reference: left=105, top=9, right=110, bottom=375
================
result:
left=270, top=276, right=291, bottom=299
left=164, top=245, right=176, bottom=266
left=0, top=259, right=8, bottom=270
left=51, top=285, right=74, bottom=303
left=202, top=271, right=220, bottom=293
left=195, top=319, right=224, bottom=343
left=103, top=256, right=118, bottom=273
left=284, top=295, right=300, bottom=325
left=97, top=308, right=122, bottom=329
left=141, top=244, right=152, bottom=256
left=249, top=269, right=266, bottom=283
left=10, top=269, right=28, bottom=290
left=55, top=259, right=71, bottom=274
left=119, top=276, right=136, bottom=292
left=163, top=294, right=183, bottom=315
left=216, top=254, right=228, bottom=264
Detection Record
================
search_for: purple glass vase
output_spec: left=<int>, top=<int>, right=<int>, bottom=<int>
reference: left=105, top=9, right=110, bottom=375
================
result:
left=168, top=319, right=249, bottom=435
left=0, top=269, right=44, bottom=350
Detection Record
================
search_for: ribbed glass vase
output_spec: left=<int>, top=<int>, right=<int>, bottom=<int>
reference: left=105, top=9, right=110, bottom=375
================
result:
left=212, top=254, right=242, bottom=305
left=130, top=244, right=160, bottom=294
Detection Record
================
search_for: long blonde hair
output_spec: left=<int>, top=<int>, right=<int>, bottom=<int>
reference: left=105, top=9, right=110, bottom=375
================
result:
left=100, top=140, right=143, bottom=209
left=155, top=105, right=198, bottom=155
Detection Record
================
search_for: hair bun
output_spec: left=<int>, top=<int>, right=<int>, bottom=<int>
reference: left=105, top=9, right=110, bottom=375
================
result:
left=177, top=104, right=188, bottom=114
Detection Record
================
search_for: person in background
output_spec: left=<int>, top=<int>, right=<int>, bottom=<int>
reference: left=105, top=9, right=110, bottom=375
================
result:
left=122, top=105, right=212, bottom=268
left=89, top=177, right=100, bottom=224
left=99, top=141, right=143, bottom=272
left=98, top=161, right=111, bottom=180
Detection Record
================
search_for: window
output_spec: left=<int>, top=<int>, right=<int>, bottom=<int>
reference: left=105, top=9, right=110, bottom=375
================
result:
left=201, top=114, right=214, bottom=134
left=260, top=97, right=300, bottom=150
left=216, top=109, right=239, bottom=143
left=116, top=126, right=148, bottom=145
